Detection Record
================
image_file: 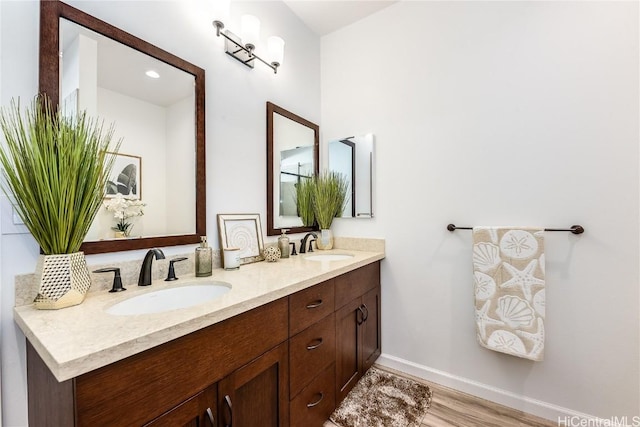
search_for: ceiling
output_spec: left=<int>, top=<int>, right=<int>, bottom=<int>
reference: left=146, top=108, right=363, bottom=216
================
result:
left=282, top=1, right=398, bottom=36
left=61, top=19, right=194, bottom=108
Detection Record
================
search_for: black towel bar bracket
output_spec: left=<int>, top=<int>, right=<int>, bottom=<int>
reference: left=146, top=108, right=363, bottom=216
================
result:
left=446, top=224, right=585, bottom=235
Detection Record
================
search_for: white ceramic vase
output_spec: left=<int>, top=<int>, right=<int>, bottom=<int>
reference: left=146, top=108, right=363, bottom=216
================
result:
left=33, top=252, right=92, bottom=310
left=315, top=229, right=334, bottom=250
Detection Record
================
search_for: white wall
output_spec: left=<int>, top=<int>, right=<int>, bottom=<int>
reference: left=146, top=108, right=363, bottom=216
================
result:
left=166, top=96, right=196, bottom=235
left=0, top=1, right=319, bottom=425
left=0, top=2, right=40, bottom=425
left=0, top=1, right=3, bottom=423
left=89, top=87, right=169, bottom=239
left=88, top=90, right=197, bottom=240
left=322, top=1, right=639, bottom=421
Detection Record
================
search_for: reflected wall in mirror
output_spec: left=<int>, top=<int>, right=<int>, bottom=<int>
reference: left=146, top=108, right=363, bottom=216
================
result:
left=328, top=133, right=375, bottom=218
left=266, top=102, right=319, bottom=236
left=40, top=0, right=206, bottom=254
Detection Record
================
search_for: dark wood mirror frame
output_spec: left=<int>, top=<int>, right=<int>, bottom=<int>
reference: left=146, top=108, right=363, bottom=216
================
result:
left=266, top=102, right=319, bottom=236
left=39, top=0, right=206, bottom=255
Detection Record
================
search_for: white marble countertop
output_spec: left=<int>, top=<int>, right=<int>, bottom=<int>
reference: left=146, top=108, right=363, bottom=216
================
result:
left=14, top=248, right=384, bottom=382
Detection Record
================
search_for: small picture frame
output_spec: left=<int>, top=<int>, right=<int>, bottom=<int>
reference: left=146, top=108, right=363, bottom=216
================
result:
left=217, top=214, right=265, bottom=265
left=105, top=152, right=142, bottom=199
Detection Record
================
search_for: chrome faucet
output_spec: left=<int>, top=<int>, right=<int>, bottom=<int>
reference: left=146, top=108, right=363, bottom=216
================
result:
left=138, top=248, right=165, bottom=286
left=299, top=232, right=317, bottom=254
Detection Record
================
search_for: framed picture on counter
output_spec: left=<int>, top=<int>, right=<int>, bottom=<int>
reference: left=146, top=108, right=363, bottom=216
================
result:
left=217, top=213, right=265, bottom=264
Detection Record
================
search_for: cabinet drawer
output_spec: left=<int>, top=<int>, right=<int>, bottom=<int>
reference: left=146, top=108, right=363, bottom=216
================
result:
left=289, top=279, right=335, bottom=336
left=290, top=363, right=336, bottom=427
left=290, top=313, right=336, bottom=398
left=335, top=262, right=380, bottom=310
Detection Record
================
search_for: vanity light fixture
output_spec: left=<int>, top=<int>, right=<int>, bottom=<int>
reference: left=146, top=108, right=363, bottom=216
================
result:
left=212, top=14, right=285, bottom=74
left=145, top=70, right=160, bottom=79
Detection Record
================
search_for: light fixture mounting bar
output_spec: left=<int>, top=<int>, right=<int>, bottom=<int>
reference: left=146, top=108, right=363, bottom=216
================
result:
left=224, top=30, right=255, bottom=69
left=212, top=21, right=279, bottom=74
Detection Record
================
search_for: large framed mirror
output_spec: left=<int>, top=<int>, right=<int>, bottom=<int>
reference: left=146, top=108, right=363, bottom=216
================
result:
left=266, top=102, right=319, bottom=236
left=40, top=0, right=206, bottom=254
left=328, top=133, right=375, bottom=218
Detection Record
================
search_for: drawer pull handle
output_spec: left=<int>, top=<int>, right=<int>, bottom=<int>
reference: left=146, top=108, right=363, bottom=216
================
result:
left=206, top=407, right=215, bottom=426
left=307, top=392, right=324, bottom=408
left=306, top=299, right=323, bottom=309
left=361, top=303, right=369, bottom=322
left=306, top=338, right=323, bottom=350
left=357, top=306, right=365, bottom=325
left=224, top=394, right=233, bottom=427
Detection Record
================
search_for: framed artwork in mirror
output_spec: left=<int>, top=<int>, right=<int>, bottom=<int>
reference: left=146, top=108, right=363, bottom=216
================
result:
left=105, top=153, right=141, bottom=199
left=217, top=214, right=265, bottom=265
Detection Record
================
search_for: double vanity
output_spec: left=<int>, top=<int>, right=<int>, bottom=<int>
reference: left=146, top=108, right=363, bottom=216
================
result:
left=25, top=2, right=384, bottom=425
left=15, top=245, right=384, bottom=426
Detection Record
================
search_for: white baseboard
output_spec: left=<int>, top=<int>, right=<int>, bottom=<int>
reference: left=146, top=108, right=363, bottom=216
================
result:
left=376, top=353, right=596, bottom=423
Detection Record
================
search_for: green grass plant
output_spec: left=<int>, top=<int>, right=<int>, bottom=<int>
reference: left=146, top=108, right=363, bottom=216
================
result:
left=312, top=171, right=348, bottom=229
left=295, top=177, right=315, bottom=227
left=0, top=96, right=121, bottom=254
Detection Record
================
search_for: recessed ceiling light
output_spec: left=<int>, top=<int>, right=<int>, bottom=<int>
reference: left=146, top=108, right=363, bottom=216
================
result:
left=145, top=70, right=160, bottom=79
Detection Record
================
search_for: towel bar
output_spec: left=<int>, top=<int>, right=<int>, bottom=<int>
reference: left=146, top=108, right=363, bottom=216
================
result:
left=446, top=224, right=585, bottom=235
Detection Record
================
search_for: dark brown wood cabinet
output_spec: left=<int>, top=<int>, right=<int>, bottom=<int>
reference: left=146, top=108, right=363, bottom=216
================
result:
left=27, top=298, right=289, bottom=427
left=26, top=261, right=381, bottom=427
left=335, top=298, right=363, bottom=403
left=361, top=286, right=382, bottom=373
left=290, top=364, right=335, bottom=426
left=288, top=278, right=340, bottom=427
left=218, top=342, right=289, bottom=427
left=334, top=263, right=381, bottom=403
left=144, top=384, right=217, bottom=427
left=289, top=278, right=335, bottom=337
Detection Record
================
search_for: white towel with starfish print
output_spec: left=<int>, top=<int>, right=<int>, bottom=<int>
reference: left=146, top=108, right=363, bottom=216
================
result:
left=472, top=227, right=545, bottom=361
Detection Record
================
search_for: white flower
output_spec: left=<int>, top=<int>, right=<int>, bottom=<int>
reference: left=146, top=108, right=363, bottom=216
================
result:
left=103, top=193, right=146, bottom=236
left=103, top=193, right=146, bottom=220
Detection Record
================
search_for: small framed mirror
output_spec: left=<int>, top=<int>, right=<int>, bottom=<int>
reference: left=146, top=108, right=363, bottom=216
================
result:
left=266, top=102, right=319, bottom=236
left=328, top=133, right=375, bottom=218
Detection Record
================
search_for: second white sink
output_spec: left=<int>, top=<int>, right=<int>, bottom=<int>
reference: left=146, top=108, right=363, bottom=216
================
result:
left=305, top=253, right=354, bottom=262
left=106, top=282, right=231, bottom=316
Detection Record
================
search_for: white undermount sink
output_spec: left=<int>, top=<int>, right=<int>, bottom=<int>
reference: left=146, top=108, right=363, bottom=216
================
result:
left=304, top=253, right=354, bottom=262
left=106, top=282, right=231, bottom=316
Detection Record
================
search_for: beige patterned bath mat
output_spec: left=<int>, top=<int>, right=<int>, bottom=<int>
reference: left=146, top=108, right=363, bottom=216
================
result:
left=330, top=367, right=433, bottom=427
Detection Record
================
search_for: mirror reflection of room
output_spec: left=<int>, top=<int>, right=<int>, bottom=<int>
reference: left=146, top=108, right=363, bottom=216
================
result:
left=328, top=133, right=374, bottom=218
left=279, top=146, right=314, bottom=217
left=59, top=18, right=197, bottom=242
left=272, top=110, right=316, bottom=230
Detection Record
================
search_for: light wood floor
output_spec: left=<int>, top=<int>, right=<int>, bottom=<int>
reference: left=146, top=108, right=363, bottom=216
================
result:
left=325, top=365, right=556, bottom=427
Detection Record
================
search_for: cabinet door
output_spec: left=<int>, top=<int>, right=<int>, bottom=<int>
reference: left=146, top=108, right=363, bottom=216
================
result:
left=218, top=342, right=289, bottom=427
left=144, top=384, right=217, bottom=427
left=361, top=285, right=381, bottom=372
left=335, top=298, right=363, bottom=403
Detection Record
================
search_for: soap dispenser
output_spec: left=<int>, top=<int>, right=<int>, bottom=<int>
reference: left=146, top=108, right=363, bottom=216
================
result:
left=195, top=236, right=213, bottom=277
left=278, top=229, right=290, bottom=258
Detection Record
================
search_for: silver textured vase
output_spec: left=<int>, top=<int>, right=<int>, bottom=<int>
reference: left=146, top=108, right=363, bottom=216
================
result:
left=33, top=252, right=92, bottom=309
